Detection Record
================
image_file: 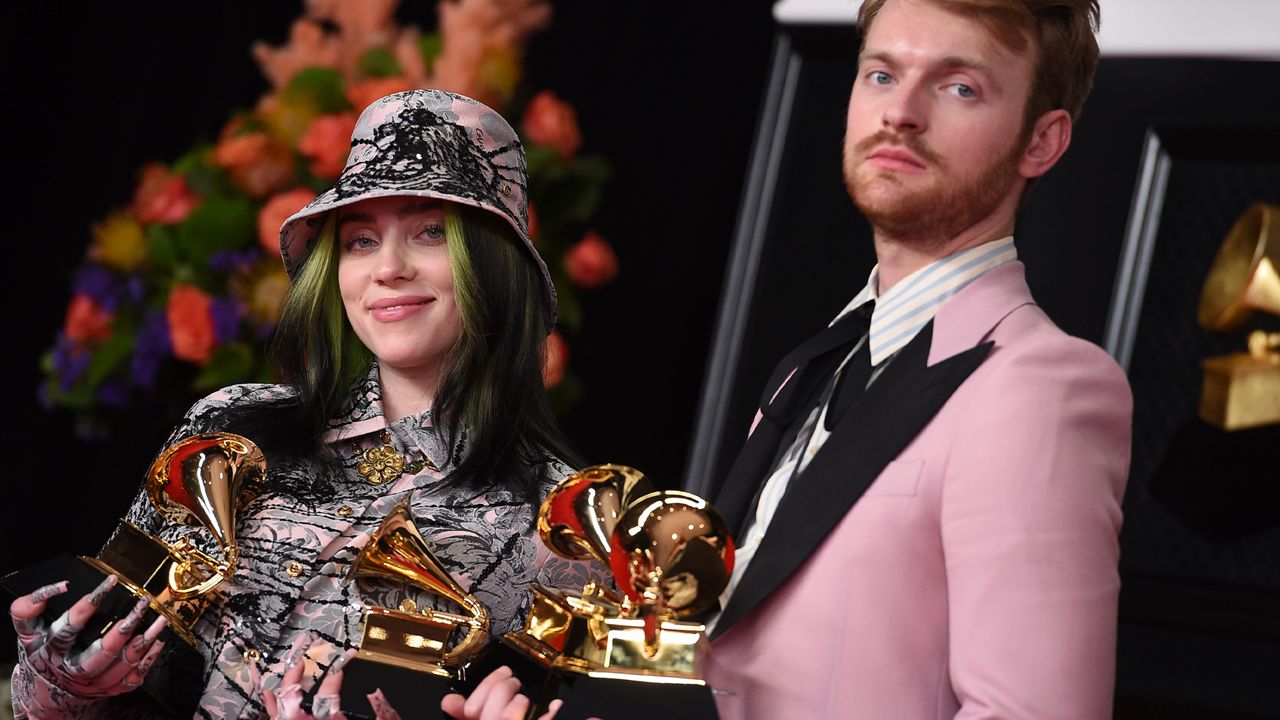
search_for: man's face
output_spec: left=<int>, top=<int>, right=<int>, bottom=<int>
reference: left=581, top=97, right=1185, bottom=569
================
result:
left=843, top=0, right=1037, bottom=244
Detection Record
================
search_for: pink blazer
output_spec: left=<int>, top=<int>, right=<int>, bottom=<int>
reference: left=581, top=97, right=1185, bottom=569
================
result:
left=705, top=262, right=1133, bottom=719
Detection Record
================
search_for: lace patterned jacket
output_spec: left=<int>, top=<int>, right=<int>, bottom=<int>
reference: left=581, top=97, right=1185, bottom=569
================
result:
left=12, top=369, right=596, bottom=719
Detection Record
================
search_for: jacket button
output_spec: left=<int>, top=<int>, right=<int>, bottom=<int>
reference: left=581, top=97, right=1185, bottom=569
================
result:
left=284, top=561, right=305, bottom=577
left=243, top=647, right=261, bottom=664
left=338, top=505, right=353, bottom=518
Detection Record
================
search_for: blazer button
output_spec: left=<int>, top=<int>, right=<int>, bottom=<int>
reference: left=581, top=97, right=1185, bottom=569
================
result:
left=338, top=505, right=353, bottom=518
left=284, top=560, right=305, bottom=577
left=243, top=647, right=261, bottom=664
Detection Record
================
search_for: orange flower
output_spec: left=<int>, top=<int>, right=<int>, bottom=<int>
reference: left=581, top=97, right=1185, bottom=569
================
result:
left=299, top=112, right=357, bottom=179
left=130, top=163, right=201, bottom=225
left=259, top=188, right=317, bottom=255
left=527, top=203, right=539, bottom=244
left=564, top=231, right=618, bottom=288
left=346, top=77, right=419, bottom=114
left=64, top=295, right=114, bottom=344
left=167, top=284, right=216, bottom=364
left=211, top=131, right=294, bottom=198
left=543, top=330, right=568, bottom=388
left=522, top=91, right=582, bottom=160
left=233, top=260, right=292, bottom=329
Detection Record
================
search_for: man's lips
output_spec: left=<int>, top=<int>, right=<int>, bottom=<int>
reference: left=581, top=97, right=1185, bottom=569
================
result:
left=866, top=146, right=927, bottom=172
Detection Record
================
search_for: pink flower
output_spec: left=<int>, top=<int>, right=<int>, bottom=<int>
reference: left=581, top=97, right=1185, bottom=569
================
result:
left=543, top=330, right=568, bottom=388
left=298, top=113, right=357, bottom=179
left=167, top=284, right=216, bottom=364
left=130, top=164, right=200, bottom=225
left=258, top=188, right=317, bottom=255
left=522, top=91, right=582, bottom=160
left=64, top=295, right=114, bottom=344
left=211, top=131, right=293, bottom=198
left=564, top=231, right=618, bottom=288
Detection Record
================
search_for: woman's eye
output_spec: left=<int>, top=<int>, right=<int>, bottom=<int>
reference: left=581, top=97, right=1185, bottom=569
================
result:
left=345, top=235, right=377, bottom=251
left=418, top=224, right=446, bottom=242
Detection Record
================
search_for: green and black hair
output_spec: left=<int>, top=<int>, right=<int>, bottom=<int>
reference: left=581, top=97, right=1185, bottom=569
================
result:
left=230, top=201, right=580, bottom=508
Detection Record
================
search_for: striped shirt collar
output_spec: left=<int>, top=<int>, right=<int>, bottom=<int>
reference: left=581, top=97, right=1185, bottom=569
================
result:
left=838, top=236, right=1017, bottom=366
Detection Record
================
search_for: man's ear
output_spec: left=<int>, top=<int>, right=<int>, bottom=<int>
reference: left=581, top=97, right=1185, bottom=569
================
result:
left=1019, top=109, right=1072, bottom=179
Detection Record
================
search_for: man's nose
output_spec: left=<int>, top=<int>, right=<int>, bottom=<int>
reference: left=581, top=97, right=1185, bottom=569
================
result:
left=881, top=81, right=928, bottom=134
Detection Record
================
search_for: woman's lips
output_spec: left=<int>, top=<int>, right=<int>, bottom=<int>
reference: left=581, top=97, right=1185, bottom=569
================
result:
left=369, top=297, right=432, bottom=322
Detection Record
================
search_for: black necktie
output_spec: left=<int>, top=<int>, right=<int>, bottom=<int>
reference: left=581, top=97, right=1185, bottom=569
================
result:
left=714, top=300, right=875, bottom=537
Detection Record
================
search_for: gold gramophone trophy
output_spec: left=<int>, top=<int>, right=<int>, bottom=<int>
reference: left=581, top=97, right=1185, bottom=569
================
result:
left=1197, top=202, right=1280, bottom=431
left=1, top=432, right=266, bottom=718
left=504, top=464, right=734, bottom=720
left=340, top=499, right=490, bottom=719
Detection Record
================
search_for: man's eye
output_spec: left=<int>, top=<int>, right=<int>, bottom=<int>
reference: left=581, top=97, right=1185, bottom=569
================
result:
left=869, top=70, right=893, bottom=85
left=952, top=84, right=976, bottom=98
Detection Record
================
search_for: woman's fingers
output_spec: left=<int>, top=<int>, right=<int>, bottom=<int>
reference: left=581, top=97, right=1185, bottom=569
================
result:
left=45, top=575, right=118, bottom=657
left=536, top=698, right=564, bottom=720
left=462, top=665, right=515, bottom=719
left=100, top=597, right=151, bottom=656
left=479, top=677, right=523, bottom=720
left=312, top=649, right=356, bottom=720
left=366, top=689, right=402, bottom=720
left=495, top=691, right=530, bottom=720
left=10, top=581, right=68, bottom=650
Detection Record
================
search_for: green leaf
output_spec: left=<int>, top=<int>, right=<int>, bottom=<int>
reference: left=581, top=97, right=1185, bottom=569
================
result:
left=146, top=224, right=181, bottom=268
left=570, top=155, right=613, bottom=183
left=174, top=195, right=257, bottom=262
left=285, top=67, right=351, bottom=114
left=193, top=342, right=255, bottom=391
left=418, top=33, right=443, bottom=73
left=84, top=331, right=136, bottom=391
left=359, top=47, right=402, bottom=78
left=554, top=281, right=583, bottom=332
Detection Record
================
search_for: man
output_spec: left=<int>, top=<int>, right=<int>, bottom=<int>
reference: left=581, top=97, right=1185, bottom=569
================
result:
left=702, top=1, right=1132, bottom=718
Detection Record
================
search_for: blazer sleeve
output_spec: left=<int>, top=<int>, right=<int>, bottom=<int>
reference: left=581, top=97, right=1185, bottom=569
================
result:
left=940, top=337, right=1132, bottom=720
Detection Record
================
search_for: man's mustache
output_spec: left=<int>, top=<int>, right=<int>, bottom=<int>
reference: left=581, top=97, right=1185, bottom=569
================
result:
left=851, top=130, right=942, bottom=167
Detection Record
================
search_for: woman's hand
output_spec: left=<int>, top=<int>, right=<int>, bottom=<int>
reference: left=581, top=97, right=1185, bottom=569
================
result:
left=9, top=575, right=168, bottom=703
left=440, top=666, right=564, bottom=720
left=264, top=646, right=402, bottom=720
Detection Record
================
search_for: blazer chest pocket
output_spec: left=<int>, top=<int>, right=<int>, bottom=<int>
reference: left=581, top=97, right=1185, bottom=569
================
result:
left=864, top=459, right=923, bottom=497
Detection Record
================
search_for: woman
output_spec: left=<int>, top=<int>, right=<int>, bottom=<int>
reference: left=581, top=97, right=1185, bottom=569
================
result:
left=10, top=89, right=593, bottom=719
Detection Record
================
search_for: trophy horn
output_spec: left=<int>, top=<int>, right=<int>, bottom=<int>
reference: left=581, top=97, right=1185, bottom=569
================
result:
left=608, top=490, right=735, bottom=619
left=538, top=464, right=657, bottom=565
left=1199, top=202, right=1280, bottom=331
left=349, top=500, right=490, bottom=665
left=146, top=432, right=266, bottom=598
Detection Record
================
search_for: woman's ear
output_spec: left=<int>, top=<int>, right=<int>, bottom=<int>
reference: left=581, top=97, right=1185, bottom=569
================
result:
left=1019, top=109, right=1072, bottom=179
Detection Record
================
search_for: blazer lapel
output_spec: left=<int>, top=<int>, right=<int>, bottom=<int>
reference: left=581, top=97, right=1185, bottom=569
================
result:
left=714, top=311, right=870, bottom=536
left=712, top=322, right=993, bottom=638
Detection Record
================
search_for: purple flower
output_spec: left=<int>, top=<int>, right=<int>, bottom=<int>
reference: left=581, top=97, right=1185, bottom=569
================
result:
left=97, top=380, right=131, bottom=409
left=73, top=265, right=122, bottom=311
left=51, top=334, right=91, bottom=391
left=125, top=275, right=145, bottom=304
left=211, top=297, right=243, bottom=343
left=209, top=249, right=260, bottom=273
left=130, top=310, right=171, bottom=389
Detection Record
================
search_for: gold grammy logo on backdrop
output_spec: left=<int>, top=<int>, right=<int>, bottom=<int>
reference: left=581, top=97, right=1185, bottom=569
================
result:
left=1197, top=202, right=1280, bottom=431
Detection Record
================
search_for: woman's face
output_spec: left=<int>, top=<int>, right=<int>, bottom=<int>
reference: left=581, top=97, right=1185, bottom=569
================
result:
left=336, top=196, right=461, bottom=382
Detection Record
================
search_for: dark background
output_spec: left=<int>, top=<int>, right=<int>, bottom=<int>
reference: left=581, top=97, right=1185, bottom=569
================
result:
left=4, top=3, right=1280, bottom=718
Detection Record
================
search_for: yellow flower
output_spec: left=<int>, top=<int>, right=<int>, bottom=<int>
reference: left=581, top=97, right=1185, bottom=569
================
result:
left=232, top=260, right=291, bottom=329
left=89, top=213, right=148, bottom=271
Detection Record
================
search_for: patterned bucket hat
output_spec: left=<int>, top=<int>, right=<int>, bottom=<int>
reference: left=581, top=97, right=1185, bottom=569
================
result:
left=278, top=89, right=555, bottom=324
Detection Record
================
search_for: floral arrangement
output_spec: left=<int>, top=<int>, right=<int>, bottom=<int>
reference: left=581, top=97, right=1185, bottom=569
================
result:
left=42, top=0, right=618, bottom=438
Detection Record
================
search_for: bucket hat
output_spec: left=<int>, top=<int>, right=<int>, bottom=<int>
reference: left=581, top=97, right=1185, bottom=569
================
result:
left=279, top=89, right=555, bottom=324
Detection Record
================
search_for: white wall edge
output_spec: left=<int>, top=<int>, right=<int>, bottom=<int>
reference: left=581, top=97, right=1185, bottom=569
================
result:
left=772, top=0, right=1280, bottom=60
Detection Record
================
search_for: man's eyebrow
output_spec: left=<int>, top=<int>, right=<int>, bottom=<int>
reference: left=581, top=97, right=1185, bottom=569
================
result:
left=858, top=50, right=897, bottom=68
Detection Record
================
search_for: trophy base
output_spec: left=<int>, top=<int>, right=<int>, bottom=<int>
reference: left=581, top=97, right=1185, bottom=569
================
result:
left=454, top=635, right=554, bottom=699
left=339, top=654, right=455, bottom=720
left=1, top=552, right=204, bottom=719
left=539, top=669, right=721, bottom=720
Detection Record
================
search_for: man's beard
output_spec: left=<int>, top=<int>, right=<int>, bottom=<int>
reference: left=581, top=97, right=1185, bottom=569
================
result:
left=843, top=129, right=1023, bottom=249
